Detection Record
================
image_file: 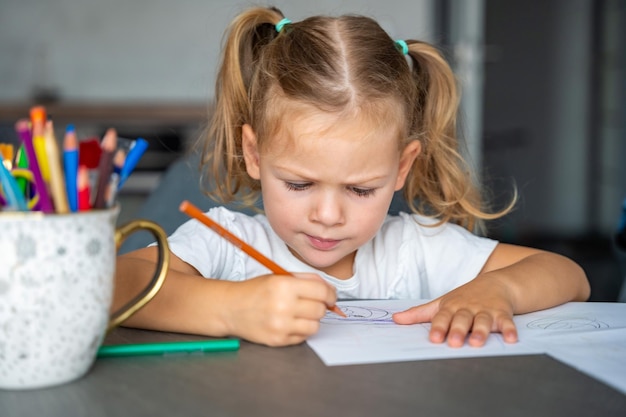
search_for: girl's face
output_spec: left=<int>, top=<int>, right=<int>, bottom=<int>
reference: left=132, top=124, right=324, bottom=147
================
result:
left=242, top=110, right=420, bottom=279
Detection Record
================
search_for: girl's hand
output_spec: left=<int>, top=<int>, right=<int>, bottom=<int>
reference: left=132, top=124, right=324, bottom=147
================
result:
left=392, top=243, right=590, bottom=348
left=392, top=275, right=518, bottom=347
left=222, top=273, right=337, bottom=347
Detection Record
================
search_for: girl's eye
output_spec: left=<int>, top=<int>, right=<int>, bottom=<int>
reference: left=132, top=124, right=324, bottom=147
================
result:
left=284, top=182, right=311, bottom=192
left=350, top=187, right=376, bottom=197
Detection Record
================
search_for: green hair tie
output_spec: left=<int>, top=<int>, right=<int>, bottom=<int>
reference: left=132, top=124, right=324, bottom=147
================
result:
left=275, top=18, right=292, bottom=33
left=395, top=39, right=409, bottom=55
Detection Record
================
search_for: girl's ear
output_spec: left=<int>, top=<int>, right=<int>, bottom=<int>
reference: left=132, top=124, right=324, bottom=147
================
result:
left=394, top=140, right=421, bottom=191
left=242, top=124, right=261, bottom=180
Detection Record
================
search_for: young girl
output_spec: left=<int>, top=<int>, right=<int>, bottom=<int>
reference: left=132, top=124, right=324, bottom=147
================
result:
left=113, top=6, right=590, bottom=347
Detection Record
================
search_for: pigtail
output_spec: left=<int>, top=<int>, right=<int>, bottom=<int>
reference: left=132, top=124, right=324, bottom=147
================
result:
left=403, top=41, right=513, bottom=231
left=201, top=7, right=285, bottom=205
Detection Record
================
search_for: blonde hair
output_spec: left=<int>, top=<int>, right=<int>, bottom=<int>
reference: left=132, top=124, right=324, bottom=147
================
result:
left=200, top=6, right=514, bottom=231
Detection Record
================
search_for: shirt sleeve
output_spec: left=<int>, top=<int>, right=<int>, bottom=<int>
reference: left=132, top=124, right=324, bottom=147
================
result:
left=166, top=207, right=248, bottom=280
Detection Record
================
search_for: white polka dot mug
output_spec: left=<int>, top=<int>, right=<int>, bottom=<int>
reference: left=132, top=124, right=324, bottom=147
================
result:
left=0, top=206, right=170, bottom=390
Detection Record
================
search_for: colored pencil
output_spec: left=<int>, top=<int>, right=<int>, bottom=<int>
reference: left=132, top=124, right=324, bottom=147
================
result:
left=93, top=128, right=117, bottom=209
left=14, top=145, right=29, bottom=195
left=30, top=106, right=51, bottom=182
left=44, top=120, right=69, bottom=213
left=179, top=200, right=346, bottom=318
left=77, top=165, right=91, bottom=211
left=15, top=119, right=54, bottom=212
left=63, top=125, right=79, bottom=212
left=0, top=144, right=14, bottom=169
left=0, top=159, right=27, bottom=211
left=118, top=137, right=148, bottom=189
left=106, top=148, right=125, bottom=207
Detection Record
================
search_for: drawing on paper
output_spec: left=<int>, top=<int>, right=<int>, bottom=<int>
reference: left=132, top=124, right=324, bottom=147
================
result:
left=526, top=316, right=610, bottom=330
left=322, top=305, right=395, bottom=324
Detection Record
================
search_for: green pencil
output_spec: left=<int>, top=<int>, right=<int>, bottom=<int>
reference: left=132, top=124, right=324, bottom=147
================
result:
left=97, top=339, right=240, bottom=358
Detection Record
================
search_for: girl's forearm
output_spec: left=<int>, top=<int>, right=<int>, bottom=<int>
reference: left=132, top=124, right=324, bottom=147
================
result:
left=482, top=251, right=590, bottom=315
left=112, top=256, right=233, bottom=337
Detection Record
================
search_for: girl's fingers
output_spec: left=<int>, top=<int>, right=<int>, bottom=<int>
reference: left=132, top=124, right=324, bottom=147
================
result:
left=292, top=317, right=322, bottom=338
left=445, top=309, right=475, bottom=348
left=496, top=314, right=519, bottom=343
left=430, top=308, right=518, bottom=347
left=428, top=308, right=454, bottom=344
left=467, top=311, right=494, bottom=347
left=294, top=298, right=329, bottom=320
left=292, top=273, right=338, bottom=306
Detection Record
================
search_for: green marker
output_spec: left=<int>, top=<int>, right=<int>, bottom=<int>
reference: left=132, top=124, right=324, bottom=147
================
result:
left=97, top=339, right=240, bottom=358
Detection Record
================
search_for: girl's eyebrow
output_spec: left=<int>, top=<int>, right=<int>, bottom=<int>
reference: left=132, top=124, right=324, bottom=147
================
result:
left=273, top=165, right=390, bottom=184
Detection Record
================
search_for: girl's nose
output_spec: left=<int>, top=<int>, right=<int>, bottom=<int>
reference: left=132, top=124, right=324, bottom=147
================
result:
left=310, top=191, right=345, bottom=226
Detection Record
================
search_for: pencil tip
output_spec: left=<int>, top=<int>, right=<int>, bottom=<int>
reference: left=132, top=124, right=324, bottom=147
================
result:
left=179, top=200, right=189, bottom=211
left=15, top=119, right=29, bottom=132
left=102, top=128, right=118, bottom=151
left=30, top=106, right=47, bottom=123
left=113, top=148, right=126, bottom=166
left=331, top=305, right=346, bottom=317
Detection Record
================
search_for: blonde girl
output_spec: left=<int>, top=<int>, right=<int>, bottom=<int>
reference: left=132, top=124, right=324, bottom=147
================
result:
left=113, top=6, right=589, bottom=347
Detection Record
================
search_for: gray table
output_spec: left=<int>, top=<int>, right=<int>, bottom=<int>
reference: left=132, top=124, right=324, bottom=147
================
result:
left=2, top=327, right=626, bottom=417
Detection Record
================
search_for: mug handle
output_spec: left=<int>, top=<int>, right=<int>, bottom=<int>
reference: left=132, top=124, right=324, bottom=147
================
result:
left=107, top=219, right=170, bottom=332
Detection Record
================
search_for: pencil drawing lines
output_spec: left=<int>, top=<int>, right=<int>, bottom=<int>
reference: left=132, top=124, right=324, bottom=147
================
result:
left=526, top=316, right=610, bottom=330
left=322, top=305, right=395, bottom=324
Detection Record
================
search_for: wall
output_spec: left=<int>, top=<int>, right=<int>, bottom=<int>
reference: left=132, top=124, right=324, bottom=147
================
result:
left=482, top=0, right=594, bottom=237
left=0, top=0, right=435, bottom=102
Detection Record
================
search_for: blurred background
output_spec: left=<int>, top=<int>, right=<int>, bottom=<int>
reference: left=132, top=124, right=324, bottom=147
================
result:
left=0, top=0, right=624, bottom=301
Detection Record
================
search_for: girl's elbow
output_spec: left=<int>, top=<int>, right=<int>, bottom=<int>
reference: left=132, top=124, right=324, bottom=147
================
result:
left=579, top=279, right=591, bottom=302
left=573, top=263, right=591, bottom=301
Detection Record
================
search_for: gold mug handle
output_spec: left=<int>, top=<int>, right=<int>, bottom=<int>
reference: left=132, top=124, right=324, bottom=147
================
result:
left=107, top=219, right=170, bottom=332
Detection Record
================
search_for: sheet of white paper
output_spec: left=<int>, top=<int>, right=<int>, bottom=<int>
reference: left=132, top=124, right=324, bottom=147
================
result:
left=514, top=302, right=626, bottom=394
left=306, top=300, right=626, bottom=394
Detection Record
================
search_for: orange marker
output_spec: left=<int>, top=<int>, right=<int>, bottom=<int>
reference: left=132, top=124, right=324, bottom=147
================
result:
left=179, top=200, right=346, bottom=318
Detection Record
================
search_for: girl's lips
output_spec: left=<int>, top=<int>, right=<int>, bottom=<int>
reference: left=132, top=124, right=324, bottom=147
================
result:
left=306, top=235, right=341, bottom=250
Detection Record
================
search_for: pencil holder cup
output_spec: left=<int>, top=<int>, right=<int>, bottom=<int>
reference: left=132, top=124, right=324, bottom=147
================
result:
left=0, top=206, right=170, bottom=390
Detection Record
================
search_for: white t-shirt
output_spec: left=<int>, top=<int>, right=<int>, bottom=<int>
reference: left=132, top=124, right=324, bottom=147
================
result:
left=166, top=207, right=498, bottom=300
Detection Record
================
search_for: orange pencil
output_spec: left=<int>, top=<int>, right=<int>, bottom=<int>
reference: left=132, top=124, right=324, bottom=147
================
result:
left=179, top=200, right=346, bottom=318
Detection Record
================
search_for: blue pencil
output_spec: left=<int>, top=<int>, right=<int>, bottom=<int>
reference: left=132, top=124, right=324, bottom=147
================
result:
left=0, top=161, right=28, bottom=211
left=117, top=137, right=148, bottom=189
left=63, top=125, right=80, bottom=212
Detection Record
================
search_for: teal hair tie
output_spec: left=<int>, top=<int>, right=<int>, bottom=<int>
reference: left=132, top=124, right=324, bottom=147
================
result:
left=275, top=18, right=292, bottom=33
left=395, top=40, right=409, bottom=55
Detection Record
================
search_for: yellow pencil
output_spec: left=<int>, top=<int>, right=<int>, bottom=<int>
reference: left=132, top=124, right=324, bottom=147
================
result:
left=30, top=106, right=51, bottom=182
left=44, top=120, right=69, bottom=213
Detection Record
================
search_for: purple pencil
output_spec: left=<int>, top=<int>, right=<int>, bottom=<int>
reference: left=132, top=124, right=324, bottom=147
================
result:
left=15, top=119, right=54, bottom=212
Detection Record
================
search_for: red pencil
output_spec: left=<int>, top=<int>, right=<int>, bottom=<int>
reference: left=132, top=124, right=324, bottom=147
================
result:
left=77, top=165, right=91, bottom=211
left=179, top=200, right=346, bottom=318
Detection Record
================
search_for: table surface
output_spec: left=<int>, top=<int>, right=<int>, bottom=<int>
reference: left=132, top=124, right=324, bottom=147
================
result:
left=2, top=327, right=626, bottom=417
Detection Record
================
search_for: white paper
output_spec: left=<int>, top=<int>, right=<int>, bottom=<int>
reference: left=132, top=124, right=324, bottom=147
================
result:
left=307, top=300, right=626, bottom=394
